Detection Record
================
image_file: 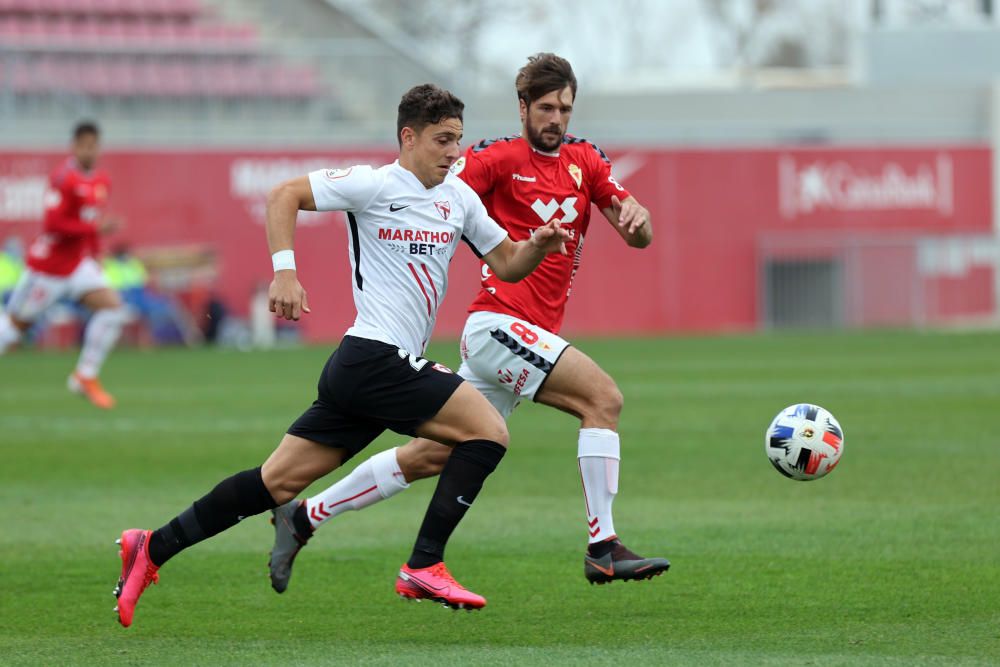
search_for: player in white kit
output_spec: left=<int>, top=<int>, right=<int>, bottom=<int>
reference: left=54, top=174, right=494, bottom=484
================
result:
left=111, top=84, right=570, bottom=627
left=270, top=54, right=669, bottom=591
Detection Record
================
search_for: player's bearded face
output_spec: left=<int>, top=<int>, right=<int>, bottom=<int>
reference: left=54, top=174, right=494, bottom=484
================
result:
left=523, top=86, right=573, bottom=153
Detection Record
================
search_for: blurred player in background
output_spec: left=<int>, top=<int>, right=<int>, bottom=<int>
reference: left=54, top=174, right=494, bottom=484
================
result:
left=0, top=121, right=126, bottom=409
left=271, top=53, right=670, bottom=590
left=111, top=84, right=571, bottom=627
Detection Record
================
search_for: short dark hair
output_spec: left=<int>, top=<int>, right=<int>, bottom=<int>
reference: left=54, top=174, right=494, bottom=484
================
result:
left=515, top=53, right=577, bottom=106
left=73, top=120, right=100, bottom=140
left=396, top=84, right=464, bottom=146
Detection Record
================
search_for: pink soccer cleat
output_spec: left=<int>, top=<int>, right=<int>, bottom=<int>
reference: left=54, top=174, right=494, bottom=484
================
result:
left=113, top=529, right=159, bottom=627
left=396, top=562, right=486, bottom=610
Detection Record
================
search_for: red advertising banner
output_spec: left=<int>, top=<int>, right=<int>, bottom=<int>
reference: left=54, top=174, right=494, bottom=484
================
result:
left=1, top=145, right=993, bottom=339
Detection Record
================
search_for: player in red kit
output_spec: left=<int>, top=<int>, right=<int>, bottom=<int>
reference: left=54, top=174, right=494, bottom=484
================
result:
left=0, top=121, right=127, bottom=409
left=270, top=54, right=670, bottom=588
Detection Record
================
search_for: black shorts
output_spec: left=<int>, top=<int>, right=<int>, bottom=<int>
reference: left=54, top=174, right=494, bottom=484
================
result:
left=287, top=336, right=464, bottom=462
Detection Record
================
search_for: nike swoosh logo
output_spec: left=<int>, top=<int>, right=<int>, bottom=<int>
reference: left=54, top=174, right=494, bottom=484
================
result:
left=403, top=572, right=450, bottom=594
left=586, top=558, right=614, bottom=577
left=389, top=203, right=410, bottom=212
left=456, top=496, right=472, bottom=507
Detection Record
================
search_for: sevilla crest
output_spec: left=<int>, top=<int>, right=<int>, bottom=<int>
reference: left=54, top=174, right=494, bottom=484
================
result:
left=434, top=201, right=451, bottom=220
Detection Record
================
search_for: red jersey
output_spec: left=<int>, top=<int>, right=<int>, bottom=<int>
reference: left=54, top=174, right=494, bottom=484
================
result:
left=455, top=134, right=629, bottom=333
left=26, top=158, right=111, bottom=276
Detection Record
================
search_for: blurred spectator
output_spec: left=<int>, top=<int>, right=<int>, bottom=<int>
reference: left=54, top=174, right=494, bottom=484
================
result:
left=0, top=237, right=25, bottom=305
left=202, top=293, right=229, bottom=345
left=102, top=244, right=202, bottom=346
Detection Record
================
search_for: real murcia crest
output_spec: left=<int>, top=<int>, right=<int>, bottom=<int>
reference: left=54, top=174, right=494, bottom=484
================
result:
left=568, top=163, right=582, bottom=189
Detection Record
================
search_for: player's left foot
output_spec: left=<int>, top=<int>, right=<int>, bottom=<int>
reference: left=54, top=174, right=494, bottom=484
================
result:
left=68, top=372, right=116, bottom=409
left=396, top=562, right=486, bottom=610
left=584, top=539, right=670, bottom=585
left=268, top=500, right=311, bottom=593
left=113, top=529, right=159, bottom=627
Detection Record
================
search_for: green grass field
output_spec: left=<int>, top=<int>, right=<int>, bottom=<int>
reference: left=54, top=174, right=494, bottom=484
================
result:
left=2, top=331, right=999, bottom=666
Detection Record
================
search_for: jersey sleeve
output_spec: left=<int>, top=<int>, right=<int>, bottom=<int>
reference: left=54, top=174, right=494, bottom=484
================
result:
left=307, top=165, right=380, bottom=212
left=452, top=145, right=496, bottom=197
left=586, top=143, right=630, bottom=210
left=458, top=183, right=507, bottom=258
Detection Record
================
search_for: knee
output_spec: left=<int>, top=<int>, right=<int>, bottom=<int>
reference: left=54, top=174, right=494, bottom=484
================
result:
left=483, top=415, right=509, bottom=448
left=583, top=379, right=623, bottom=428
left=459, top=406, right=509, bottom=448
left=467, top=414, right=508, bottom=448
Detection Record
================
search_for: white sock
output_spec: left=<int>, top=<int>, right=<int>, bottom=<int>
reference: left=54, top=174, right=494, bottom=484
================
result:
left=0, top=311, right=20, bottom=354
left=578, top=428, right=620, bottom=544
left=75, top=307, right=127, bottom=378
left=306, top=447, right=410, bottom=529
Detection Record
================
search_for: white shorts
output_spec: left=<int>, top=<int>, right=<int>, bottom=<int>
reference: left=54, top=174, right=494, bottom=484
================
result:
left=5, top=257, right=108, bottom=323
left=457, top=310, right=571, bottom=418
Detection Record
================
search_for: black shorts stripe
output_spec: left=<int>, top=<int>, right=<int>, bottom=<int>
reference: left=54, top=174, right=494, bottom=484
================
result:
left=348, top=212, right=363, bottom=290
left=489, top=328, right=554, bottom=374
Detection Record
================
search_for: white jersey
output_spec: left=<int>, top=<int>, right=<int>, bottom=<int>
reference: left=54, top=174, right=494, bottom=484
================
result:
left=308, top=161, right=507, bottom=355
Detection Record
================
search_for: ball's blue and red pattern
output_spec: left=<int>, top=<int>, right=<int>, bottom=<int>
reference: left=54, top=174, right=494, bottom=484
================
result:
left=766, top=403, right=844, bottom=481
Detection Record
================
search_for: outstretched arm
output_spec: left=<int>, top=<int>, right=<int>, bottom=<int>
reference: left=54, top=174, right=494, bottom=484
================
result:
left=265, top=176, right=316, bottom=321
left=602, top=195, right=652, bottom=248
left=481, top=218, right=570, bottom=282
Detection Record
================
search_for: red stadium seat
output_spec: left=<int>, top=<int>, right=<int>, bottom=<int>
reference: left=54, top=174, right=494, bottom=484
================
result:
left=0, top=0, right=322, bottom=103
left=0, top=16, right=18, bottom=41
left=147, top=21, right=178, bottom=45
left=158, top=61, right=196, bottom=97
left=9, top=59, right=44, bottom=93
left=86, top=61, right=113, bottom=95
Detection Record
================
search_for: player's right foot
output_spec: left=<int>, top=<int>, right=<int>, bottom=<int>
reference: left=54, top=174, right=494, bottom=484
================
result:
left=268, top=500, right=311, bottom=593
left=584, top=539, right=670, bottom=585
left=114, top=529, right=159, bottom=628
left=68, top=372, right=116, bottom=409
left=396, top=562, right=486, bottom=610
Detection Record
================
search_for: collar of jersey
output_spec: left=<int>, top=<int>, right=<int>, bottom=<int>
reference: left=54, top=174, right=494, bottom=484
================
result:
left=529, top=145, right=560, bottom=158
left=392, top=160, right=441, bottom=192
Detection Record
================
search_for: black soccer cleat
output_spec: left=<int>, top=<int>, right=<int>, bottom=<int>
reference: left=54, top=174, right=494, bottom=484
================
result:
left=584, top=539, right=670, bottom=585
left=268, top=500, right=311, bottom=593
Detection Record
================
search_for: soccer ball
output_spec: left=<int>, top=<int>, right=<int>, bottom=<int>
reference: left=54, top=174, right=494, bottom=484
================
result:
left=765, top=403, right=844, bottom=481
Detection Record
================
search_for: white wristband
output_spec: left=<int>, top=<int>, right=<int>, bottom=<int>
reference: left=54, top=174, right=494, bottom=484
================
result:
left=272, top=250, right=296, bottom=272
